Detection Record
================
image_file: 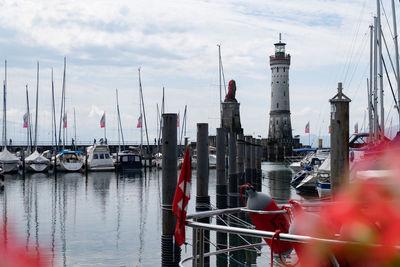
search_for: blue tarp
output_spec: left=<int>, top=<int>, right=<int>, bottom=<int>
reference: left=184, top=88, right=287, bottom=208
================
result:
left=58, top=150, right=83, bottom=154
left=292, top=148, right=317, bottom=152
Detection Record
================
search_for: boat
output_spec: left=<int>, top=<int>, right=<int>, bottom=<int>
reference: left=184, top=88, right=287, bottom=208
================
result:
left=24, top=63, right=50, bottom=172
left=25, top=150, right=50, bottom=172
left=86, top=145, right=114, bottom=171
left=0, top=148, right=20, bottom=173
left=153, top=152, right=162, bottom=168
left=55, top=150, right=84, bottom=172
left=0, top=61, right=20, bottom=173
left=115, top=151, right=142, bottom=170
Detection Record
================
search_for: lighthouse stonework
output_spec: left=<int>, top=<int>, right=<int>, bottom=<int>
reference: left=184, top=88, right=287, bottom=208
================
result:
left=264, top=35, right=300, bottom=160
left=268, top=36, right=292, bottom=140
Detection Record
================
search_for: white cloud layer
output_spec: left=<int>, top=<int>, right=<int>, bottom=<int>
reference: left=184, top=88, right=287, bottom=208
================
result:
left=0, top=0, right=398, bottom=144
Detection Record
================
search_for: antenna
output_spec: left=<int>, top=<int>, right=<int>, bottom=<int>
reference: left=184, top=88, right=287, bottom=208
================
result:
left=279, top=32, right=281, bottom=42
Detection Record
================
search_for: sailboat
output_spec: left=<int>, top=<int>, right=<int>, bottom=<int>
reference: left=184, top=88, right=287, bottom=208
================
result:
left=54, top=57, right=84, bottom=172
left=114, top=89, right=142, bottom=171
left=0, top=60, right=20, bottom=173
left=24, top=62, right=50, bottom=172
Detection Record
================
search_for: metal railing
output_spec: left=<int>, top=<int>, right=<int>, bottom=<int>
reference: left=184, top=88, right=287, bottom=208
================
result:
left=181, top=206, right=400, bottom=267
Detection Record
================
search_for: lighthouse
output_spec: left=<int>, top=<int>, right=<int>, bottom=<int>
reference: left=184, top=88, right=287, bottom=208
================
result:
left=268, top=34, right=292, bottom=141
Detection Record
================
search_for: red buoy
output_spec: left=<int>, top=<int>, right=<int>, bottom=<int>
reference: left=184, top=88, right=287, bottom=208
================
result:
left=240, top=184, right=292, bottom=254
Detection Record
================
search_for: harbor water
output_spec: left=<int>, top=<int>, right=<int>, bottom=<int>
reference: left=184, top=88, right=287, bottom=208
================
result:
left=0, top=162, right=310, bottom=266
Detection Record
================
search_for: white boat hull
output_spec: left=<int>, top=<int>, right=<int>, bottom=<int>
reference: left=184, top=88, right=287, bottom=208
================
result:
left=0, top=162, right=19, bottom=173
left=57, top=162, right=83, bottom=172
left=26, top=163, right=49, bottom=172
left=87, top=165, right=114, bottom=171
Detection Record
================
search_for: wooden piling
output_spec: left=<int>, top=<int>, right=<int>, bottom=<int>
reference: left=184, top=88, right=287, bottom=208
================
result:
left=255, top=139, right=262, bottom=192
left=161, top=113, right=180, bottom=266
left=228, top=131, right=238, bottom=208
left=244, top=135, right=251, bottom=185
left=236, top=132, right=245, bottom=204
left=196, top=123, right=210, bottom=266
left=330, top=83, right=351, bottom=194
left=216, top=128, right=227, bottom=256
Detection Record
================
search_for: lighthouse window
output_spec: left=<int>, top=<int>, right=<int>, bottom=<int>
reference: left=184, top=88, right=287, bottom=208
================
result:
left=277, top=67, right=279, bottom=72
left=276, top=120, right=278, bottom=125
left=277, top=81, right=279, bottom=83
left=277, top=103, right=279, bottom=108
left=283, top=67, right=286, bottom=72
left=283, top=91, right=286, bottom=96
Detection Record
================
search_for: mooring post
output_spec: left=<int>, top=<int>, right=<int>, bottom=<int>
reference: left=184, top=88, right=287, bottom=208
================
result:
left=216, top=128, right=227, bottom=255
left=196, top=123, right=210, bottom=266
left=250, top=137, right=256, bottom=187
left=244, top=135, right=252, bottom=185
left=236, top=132, right=245, bottom=204
left=228, top=131, right=238, bottom=209
left=255, top=139, right=262, bottom=192
left=161, top=113, right=180, bottom=266
left=330, top=82, right=351, bottom=195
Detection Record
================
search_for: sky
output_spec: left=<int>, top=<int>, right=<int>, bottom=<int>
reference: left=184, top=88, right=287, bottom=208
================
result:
left=0, top=0, right=399, bottom=146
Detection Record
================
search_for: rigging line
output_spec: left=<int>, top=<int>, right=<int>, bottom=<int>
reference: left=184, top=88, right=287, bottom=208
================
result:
left=382, top=55, right=400, bottom=114
left=346, top=31, right=369, bottom=90
left=382, top=30, right=398, bottom=80
left=381, top=0, right=394, bottom=39
left=341, top=0, right=368, bottom=84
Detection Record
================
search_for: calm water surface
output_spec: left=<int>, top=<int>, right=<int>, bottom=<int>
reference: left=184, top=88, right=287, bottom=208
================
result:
left=0, top=162, right=310, bottom=266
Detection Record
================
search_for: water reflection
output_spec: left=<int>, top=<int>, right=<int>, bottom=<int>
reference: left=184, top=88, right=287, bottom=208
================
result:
left=0, top=164, right=302, bottom=266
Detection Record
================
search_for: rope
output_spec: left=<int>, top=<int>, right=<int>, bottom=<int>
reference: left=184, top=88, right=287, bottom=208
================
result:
left=270, top=230, right=300, bottom=267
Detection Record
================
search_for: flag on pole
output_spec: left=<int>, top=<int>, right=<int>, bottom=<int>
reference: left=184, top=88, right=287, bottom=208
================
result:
left=137, top=114, right=142, bottom=128
left=100, top=112, right=106, bottom=128
left=354, top=122, right=358, bottom=134
left=177, top=113, right=180, bottom=127
left=305, top=121, right=310, bottom=134
left=63, top=113, right=67, bottom=128
left=23, top=113, right=28, bottom=128
left=172, top=147, right=191, bottom=246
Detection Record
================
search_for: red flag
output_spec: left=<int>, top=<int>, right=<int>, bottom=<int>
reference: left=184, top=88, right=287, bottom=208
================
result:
left=63, top=113, right=67, bottom=128
left=100, top=112, right=105, bottom=128
left=305, top=121, right=310, bottom=134
left=354, top=122, right=358, bottom=134
left=172, top=147, right=191, bottom=246
left=137, top=114, right=142, bottom=128
left=23, top=112, right=28, bottom=128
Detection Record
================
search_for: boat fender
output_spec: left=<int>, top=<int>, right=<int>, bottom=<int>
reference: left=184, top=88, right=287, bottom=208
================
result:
left=240, top=184, right=292, bottom=254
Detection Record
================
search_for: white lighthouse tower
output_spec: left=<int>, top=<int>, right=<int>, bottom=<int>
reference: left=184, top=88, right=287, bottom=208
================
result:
left=268, top=34, right=292, bottom=141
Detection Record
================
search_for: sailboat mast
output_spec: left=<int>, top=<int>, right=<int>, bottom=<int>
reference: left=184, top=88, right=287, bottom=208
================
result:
left=377, top=0, right=384, bottom=137
left=3, top=60, right=7, bottom=147
left=58, top=57, right=66, bottom=150
left=373, top=16, right=378, bottom=142
left=51, top=68, right=57, bottom=151
left=26, top=84, right=33, bottom=151
left=138, top=68, right=150, bottom=152
left=74, top=108, right=76, bottom=146
left=117, top=89, right=120, bottom=152
left=116, top=89, right=125, bottom=151
left=34, top=62, right=39, bottom=149
left=369, top=25, right=374, bottom=141
left=218, top=44, right=222, bottom=127
left=392, top=0, right=400, bottom=129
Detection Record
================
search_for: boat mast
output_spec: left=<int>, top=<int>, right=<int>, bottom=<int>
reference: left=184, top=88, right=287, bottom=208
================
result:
left=51, top=68, right=58, bottom=152
left=58, top=57, right=66, bottom=150
left=369, top=24, right=374, bottom=142
left=25, top=85, right=32, bottom=152
left=34, top=62, right=39, bottom=150
left=73, top=107, right=76, bottom=148
left=377, top=0, right=384, bottom=138
left=392, top=0, right=400, bottom=130
left=3, top=60, right=7, bottom=148
left=373, top=16, right=378, bottom=142
left=138, top=68, right=150, bottom=154
left=116, top=88, right=125, bottom=151
left=218, top=44, right=222, bottom=127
